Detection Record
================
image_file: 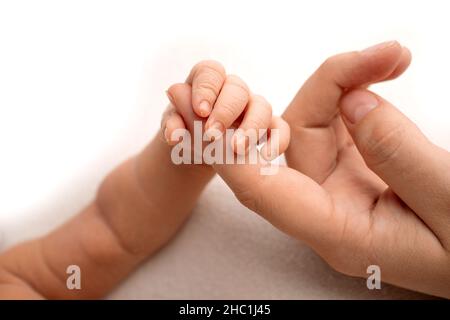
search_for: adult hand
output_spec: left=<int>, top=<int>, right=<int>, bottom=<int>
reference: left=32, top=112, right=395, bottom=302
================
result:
left=214, top=41, right=450, bottom=298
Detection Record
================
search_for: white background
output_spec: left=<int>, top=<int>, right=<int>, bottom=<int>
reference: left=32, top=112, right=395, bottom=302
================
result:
left=0, top=1, right=449, bottom=298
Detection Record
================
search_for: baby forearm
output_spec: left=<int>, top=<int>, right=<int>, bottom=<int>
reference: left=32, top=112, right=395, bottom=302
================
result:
left=97, top=131, right=214, bottom=256
left=0, top=131, right=214, bottom=299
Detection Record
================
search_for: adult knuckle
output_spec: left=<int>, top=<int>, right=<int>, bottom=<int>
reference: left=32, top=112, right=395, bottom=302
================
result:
left=317, top=51, right=359, bottom=82
left=318, top=55, right=338, bottom=75
left=361, top=122, right=406, bottom=169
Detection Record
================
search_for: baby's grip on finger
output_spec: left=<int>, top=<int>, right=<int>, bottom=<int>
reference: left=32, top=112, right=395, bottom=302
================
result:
left=187, top=60, right=226, bottom=118
left=260, top=116, right=291, bottom=161
left=232, top=95, right=272, bottom=154
left=205, top=75, right=250, bottom=139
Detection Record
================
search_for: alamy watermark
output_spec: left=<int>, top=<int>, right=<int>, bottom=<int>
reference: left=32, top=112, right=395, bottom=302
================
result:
left=366, top=265, right=381, bottom=290
left=66, top=264, right=81, bottom=290
left=168, top=121, right=280, bottom=175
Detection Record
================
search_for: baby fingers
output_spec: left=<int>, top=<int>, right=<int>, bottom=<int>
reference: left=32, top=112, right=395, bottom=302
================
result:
left=187, top=60, right=226, bottom=118
left=205, top=75, right=250, bottom=139
left=231, top=95, right=272, bottom=154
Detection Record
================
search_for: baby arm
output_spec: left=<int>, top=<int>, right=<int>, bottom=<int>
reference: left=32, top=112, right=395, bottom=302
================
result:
left=0, top=61, right=230, bottom=299
left=0, top=131, right=214, bottom=299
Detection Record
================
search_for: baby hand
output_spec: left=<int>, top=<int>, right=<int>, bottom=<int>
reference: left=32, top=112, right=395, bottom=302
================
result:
left=162, top=61, right=290, bottom=162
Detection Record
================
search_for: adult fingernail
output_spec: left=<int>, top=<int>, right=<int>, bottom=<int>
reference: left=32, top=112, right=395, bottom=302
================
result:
left=198, top=101, right=211, bottom=117
left=362, top=40, right=398, bottom=54
left=340, top=90, right=379, bottom=124
left=205, top=121, right=224, bottom=140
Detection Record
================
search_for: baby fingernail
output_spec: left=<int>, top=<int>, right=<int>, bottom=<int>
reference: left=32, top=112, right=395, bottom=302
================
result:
left=198, top=101, right=211, bottom=117
left=340, top=90, right=378, bottom=124
left=362, top=40, right=398, bottom=54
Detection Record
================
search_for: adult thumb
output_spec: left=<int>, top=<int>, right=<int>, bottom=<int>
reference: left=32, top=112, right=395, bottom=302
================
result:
left=339, top=89, right=450, bottom=239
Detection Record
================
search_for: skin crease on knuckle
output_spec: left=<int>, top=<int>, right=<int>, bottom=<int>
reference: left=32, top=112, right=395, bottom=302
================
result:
left=233, top=182, right=259, bottom=212
left=318, top=55, right=338, bottom=76
left=208, top=79, right=249, bottom=124
left=358, top=117, right=407, bottom=170
left=218, top=92, right=249, bottom=120
left=194, top=71, right=224, bottom=97
left=232, top=174, right=268, bottom=214
left=317, top=53, right=350, bottom=84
